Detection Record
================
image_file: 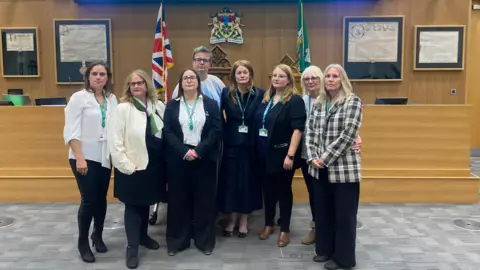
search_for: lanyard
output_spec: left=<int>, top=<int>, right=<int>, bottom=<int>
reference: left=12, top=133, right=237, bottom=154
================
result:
left=326, top=101, right=331, bottom=114
left=235, top=91, right=252, bottom=125
left=262, top=95, right=282, bottom=128
left=94, top=92, right=107, bottom=128
left=184, top=97, right=199, bottom=131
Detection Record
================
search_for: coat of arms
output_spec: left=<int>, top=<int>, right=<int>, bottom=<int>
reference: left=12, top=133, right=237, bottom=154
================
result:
left=208, top=8, right=245, bottom=45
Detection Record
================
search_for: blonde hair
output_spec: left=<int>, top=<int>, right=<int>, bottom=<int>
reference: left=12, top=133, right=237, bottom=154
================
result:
left=120, top=69, right=158, bottom=104
left=229, top=60, right=254, bottom=105
left=263, top=64, right=300, bottom=104
left=300, top=65, right=324, bottom=96
left=318, top=64, right=353, bottom=106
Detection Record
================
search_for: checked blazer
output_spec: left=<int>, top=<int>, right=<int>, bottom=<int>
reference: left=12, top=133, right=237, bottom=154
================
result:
left=305, top=93, right=363, bottom=183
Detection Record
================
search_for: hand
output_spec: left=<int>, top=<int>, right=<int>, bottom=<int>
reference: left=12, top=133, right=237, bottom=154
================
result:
left=76, top=158, right=88, bottom=176
left=184, top=150, right=197, bottom=161
left=352, top=135, right=362, bottom=151
left=283, top=156, right=293, bottom=170
left=191, top=150, right=199, bottom=159
left=311, top=159, right=324, bottom=169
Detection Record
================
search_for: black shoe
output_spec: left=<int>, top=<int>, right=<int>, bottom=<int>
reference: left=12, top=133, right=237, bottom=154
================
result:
left=313, top=255, right=331, bottom=263
left=90, top=231, right=108, bottom=253
left=126, top=246, right=139, bottom=269
left=167, top=250, right=177, bottom=256
left=324, top=261, right=352, bottom=270
left=140, top=235, right=160, bottom=250
left=223, top=229, right=233, bottom=237
left=78, top=242, right=95, bottom=263
left=202, top=249, right=212, bottom=256
left=237, top=231, right=248, bottom=238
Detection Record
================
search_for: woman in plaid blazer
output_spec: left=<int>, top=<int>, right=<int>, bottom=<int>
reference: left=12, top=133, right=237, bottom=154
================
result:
left=305, top=64, right=363, bottom=270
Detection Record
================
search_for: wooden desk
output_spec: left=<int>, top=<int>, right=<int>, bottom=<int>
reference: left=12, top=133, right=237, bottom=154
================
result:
left=0, top=105, right=478, bottom=203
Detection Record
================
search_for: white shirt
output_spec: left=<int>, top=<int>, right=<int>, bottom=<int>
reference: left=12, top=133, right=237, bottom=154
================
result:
left=107, top=100, right=165, bottom=175
left=179, top=96, right=205, bottom=146
left=63, top=89, right=118, bottom=168
left=172, top=74, right=224, bottom=109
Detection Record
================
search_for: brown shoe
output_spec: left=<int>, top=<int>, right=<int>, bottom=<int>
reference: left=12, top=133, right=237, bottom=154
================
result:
left=301, top=221, right=316, bottom=245
left=258, top=226, right=274, bottom=240
left=277, top=232, right=290, bottom=247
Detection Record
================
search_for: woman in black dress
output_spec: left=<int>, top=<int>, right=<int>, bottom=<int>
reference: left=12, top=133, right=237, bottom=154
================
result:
left=217, top=60, right=265, bottom=238
left=107, top=69, right=166, bottom=269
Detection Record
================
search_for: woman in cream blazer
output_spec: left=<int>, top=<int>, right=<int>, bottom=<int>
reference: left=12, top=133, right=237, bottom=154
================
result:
left=107, top=69, right=166, bottom=269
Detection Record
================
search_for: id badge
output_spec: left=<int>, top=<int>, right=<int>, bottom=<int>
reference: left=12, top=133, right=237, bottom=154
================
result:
left=259, top=128, right=268, bottom=137
left=238, top=125, right=248, bottom=133
left=100, top=130, right=107, bottom=141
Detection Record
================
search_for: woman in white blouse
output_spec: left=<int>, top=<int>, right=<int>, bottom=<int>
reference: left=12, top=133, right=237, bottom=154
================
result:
left=107, top=69, right=166, bottom=269
left=163, top=68, right=221, bottom=256
left=63, top=61, right=118, bottom=263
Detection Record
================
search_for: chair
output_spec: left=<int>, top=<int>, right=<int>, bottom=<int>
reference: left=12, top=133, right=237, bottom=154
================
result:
left=0, top=101, right=14, bottom=106
left=35, top=97, right=67, bottom=106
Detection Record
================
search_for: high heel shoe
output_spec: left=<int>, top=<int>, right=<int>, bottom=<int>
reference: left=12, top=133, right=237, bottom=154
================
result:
left=78, top=242, right=95, bottom=263
left=90, top=231, right=108, bottom=253
left=223, top=229, right=233, bottom=237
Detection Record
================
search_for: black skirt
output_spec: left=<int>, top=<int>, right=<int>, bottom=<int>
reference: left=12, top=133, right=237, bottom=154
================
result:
left=217, top=145, right=263, bottom=214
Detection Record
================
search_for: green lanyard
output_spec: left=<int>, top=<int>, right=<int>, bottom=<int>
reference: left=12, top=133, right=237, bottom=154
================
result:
left=262, top=95, right=282, bottom=128
left=94, top=92, right=107, bottom=128
left=184, top=96, right=199, bottom=130
left=325, top=101, right=331, bottom=114
left=235, top=91, right=252, bottom=125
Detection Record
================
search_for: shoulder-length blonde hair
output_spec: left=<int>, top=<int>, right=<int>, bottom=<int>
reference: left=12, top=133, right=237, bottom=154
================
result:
left=263, top=64, right=300, bottom=104
left=318, top=64, right=353, bottom=106
left=119, top=69, right=158, bottom=104
left=300, top=65, right=324, bottom=96
left=229, top=60, right=254, bottom=105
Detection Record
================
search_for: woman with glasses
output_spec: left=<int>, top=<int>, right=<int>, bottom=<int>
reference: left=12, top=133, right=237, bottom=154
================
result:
left=107, top=70, right=166, bottom=269
left=63, top=61, right=118, bottom=263
left=255, top=64, right=306, bottom=247
left=164, top=68, right=221, bottom=256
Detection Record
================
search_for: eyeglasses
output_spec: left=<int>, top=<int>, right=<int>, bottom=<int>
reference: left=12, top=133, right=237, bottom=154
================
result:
left=303, top=76, right=319, bottom=82
left=193, top=58, right=210, bottom=63
left=129, top=81, right=145, bottom=87
left=183, top=76, right=197, bottom=81
left=90, top=72, right=106, bottom=77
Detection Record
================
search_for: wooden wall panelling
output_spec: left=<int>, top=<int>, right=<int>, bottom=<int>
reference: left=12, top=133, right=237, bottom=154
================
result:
left=0, top=0, right=472, bottom=105
left=467, top=0, right=480, bottom=148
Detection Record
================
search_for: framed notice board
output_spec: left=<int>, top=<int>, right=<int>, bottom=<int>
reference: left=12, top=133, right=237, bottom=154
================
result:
left=0, top=27, right=40, bottom=77
left=343, top=16, right=404, bottom=81
left=53, top=19, right=113, bottom=84
left=413, top=25, right=465, bottom=70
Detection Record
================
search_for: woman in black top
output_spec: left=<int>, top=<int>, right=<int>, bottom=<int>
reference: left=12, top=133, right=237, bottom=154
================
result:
left=255, top=64, right=306, bottom=247
left=163, top=68, right=222, bottom=256
left=217, top=60, right=265, bottom=238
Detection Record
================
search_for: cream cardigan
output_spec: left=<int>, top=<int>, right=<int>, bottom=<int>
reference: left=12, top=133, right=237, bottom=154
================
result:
left=107, top=100, right=165, bottom=175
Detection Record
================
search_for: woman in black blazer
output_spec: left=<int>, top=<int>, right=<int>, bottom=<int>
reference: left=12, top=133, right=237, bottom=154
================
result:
left=217, top=60, right=265, bottom=238
left=255, top=64, right=306, bottom=247
left=163, top=68, right=221, bottom=256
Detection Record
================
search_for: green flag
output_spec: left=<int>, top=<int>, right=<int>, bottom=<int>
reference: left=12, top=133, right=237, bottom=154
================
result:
left=295, top=0, right=311, bottom=73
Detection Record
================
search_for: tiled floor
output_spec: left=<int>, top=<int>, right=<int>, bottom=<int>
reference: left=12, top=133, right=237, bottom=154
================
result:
left=0, top=159, right=479, bottom=270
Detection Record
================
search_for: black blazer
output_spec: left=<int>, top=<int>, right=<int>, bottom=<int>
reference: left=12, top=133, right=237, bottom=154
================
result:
left=221, top=86, right=265, bottom=150
left=163, top=96, right=222, bottom=162
left=255, top=94, right=306, bottom=173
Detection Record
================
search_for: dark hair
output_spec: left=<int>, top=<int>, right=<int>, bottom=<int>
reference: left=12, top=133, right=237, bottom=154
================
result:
left=177, top=68, right=203, bottom=98
left=83, top=61, right=113, bottom=97
left=229, top=60, right=254, bottom=105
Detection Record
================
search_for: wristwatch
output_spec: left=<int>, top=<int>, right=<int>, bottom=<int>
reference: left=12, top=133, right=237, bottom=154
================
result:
left=287, top=155, right=294, bottom=160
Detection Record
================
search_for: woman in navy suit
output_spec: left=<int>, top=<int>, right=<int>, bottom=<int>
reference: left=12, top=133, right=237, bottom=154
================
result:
left=163, top=68, right=221, bottom=256
left=217, top=60, right=265, bottom=238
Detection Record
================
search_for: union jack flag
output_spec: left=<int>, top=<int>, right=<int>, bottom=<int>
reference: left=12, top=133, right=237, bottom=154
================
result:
left=152, top=0, right=174, bottom=102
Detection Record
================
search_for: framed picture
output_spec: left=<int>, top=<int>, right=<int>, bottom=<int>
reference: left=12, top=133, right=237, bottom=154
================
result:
left=413, top=25, right=465, bottom=70
left=53, top=19, right=113, bottom=84
left=0, top=27, right=40, bottom=77
left=343, top=16, right=404, bottom=81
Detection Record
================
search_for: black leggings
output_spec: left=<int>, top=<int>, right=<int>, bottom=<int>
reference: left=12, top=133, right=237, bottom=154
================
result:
left=69, top=159, right=111, bottom=244
left=124, top=204, right=150, bottom=247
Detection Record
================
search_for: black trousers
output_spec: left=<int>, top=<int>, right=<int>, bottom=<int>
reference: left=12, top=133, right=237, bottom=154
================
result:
left=262, top=167, right=295, bottom=233
left=300, top=159, right=315, bottom=223
left=314, top=168, right=360, bottom=268
left=69, top=159, right=111, bottom=244
left=124, top=204, right=150, bottom=247
left=166, top=158, right=217, bottom=252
